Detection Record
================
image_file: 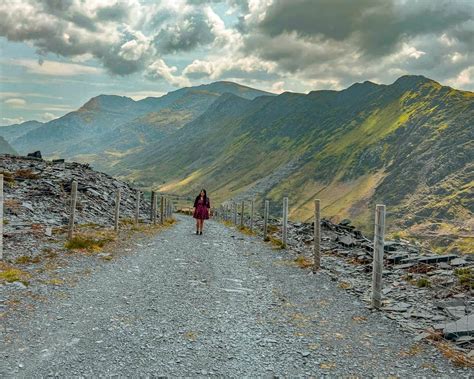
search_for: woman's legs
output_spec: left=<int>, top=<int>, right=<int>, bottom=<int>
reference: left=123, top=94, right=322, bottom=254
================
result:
left=200, top=219, right=205, bottom=233
left=195, top=218, right=200, bottom=233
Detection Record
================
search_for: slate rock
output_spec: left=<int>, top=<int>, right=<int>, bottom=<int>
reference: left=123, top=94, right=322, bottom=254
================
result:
left=442, top=315, right=474, bottom=339
left=27, top=151, right=42, bottom=159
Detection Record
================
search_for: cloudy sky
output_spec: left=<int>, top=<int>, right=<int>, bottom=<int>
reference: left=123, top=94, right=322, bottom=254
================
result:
left=1, top=0, right=473, bottom=124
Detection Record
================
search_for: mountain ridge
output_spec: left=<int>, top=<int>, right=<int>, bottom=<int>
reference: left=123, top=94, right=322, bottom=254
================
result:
left=1, top=76, right=472, bottom=252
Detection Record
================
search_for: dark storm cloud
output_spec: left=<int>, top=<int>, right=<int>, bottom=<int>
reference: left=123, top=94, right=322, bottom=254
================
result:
left=254, top=0, right=474, bottom=57
left=154, top=10, right=216, bottom=53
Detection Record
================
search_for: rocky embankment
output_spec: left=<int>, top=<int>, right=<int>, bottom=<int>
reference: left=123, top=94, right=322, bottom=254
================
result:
left=0, top=154, right=152, bottom=262
left=245, top=215, right=473, bottom=357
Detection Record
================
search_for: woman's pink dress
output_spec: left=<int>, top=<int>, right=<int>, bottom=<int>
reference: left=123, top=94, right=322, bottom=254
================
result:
left=193, top=197, right=210, bottom=220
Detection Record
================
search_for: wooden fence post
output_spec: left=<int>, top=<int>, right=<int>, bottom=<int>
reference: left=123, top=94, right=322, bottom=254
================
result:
left=233, top=202, right=237, bottom=225
left=135, top=190, right=140, bottom=225
left=114, top=189, right=121, bottom=232
left=0, top=174, right=3, bottom=260
left=250, top=200, right=254, bottom=232
left=153, top=192, right=158, bottom=224
left=67, top=180, right=78, bottom=240
left=282, top=197, right=288, bottom=248
left=150, top=191, right=155, bottom=221
left=263, top=200, right=269, bottom=241
left=240, top=201, right=244, bottom=228
left=372, top=204, right=386, bottom=309
left=313, top=199, right=321, bottom=272
left=160, top=196, right=164, bottom=224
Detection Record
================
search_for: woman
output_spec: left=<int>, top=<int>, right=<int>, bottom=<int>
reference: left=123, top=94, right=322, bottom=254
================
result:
left=193, top=189, right=210, bottom=235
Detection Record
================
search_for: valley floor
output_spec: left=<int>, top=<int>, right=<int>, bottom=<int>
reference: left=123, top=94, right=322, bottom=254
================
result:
left=0, top=216, right=471, bottom=377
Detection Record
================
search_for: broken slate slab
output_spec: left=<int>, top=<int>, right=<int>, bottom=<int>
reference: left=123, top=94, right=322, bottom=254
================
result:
left=449, top=258, right=468, bottom=266
left=441, top=315, right=474, bottom=339
left=386, top=253, right=410, bottom=264
left=445, top=306, right=467, bottom=320
left=416, top=254, right=458, bottom=264
left=383, top=302, right=411, bottom=312
left=336, top=235, right=355, bottom=247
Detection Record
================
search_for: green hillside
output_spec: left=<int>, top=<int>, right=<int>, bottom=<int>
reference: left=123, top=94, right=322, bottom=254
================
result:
left=111, top=76, right=473, bottom=253
left=5, top=76, right=472, bottom=253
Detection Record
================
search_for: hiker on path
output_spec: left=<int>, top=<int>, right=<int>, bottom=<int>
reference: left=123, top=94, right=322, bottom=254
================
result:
left=193, top=189, right=210, bottom=235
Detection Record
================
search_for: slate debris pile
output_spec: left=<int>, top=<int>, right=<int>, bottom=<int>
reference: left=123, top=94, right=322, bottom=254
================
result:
left=248, top=214, right=473, bottom=355
left=0, top=154, right=152, bottom=262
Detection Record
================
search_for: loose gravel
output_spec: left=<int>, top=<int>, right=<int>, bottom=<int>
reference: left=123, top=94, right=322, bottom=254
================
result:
left=1, top=216, right=471, bottom=377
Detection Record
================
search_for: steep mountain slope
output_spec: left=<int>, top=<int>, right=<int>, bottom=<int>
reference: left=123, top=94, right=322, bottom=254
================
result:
left=0, top=120, right=44, bottom=144
left=112, top=76, right=473, bottom=251
left=0, top=136, right=17, bottom=155
left=10, top=81, right=273, bottom=161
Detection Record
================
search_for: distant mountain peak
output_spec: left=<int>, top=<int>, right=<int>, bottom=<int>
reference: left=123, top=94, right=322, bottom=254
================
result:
left=392, top=75, right=438, bottom=88
left=80, top=94, right=136, bottom=111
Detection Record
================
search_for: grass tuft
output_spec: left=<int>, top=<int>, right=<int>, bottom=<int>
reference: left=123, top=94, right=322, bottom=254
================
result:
left=14, top=168, right=39, bottom=179
left=0, top=262, right=30, bottom=285
left=454, top=267, right=473, bottom=288
left=416, top=277, right=431, bottom=288
left=238, top=225, right=256, bottom=236
left=268, top=236, right=286, bottom=249
left=15, top=255, right=41, bottom=264
left=294, top=255, right=312, bottom=268
left=65, top=232, right=115, bottom=253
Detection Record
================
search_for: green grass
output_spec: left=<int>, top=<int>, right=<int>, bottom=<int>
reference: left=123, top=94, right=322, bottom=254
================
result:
left=65, top=233, right=115, bottom=252
left=416, top=277, right=431, bottom=288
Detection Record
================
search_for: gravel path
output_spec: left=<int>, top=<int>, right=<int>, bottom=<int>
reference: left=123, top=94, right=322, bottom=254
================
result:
left=1, top=216, right=471, bottom=377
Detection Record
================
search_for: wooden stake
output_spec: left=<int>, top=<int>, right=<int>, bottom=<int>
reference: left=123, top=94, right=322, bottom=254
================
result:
left=135, top=190, right=140, bottom=225
left=67, top=181, right=78, bottom=240
left=0, top=174, right=3, bottom=260
left=114, top=189, right=121, bottom=232
left=372, top=204, right=386, bottom=309
left=150, top=191, right=155, bottom=221
left=153, top=192, right=158, bottom=224
left=282, top=197, right=288, bottom=248
left=263, top=200, right=269, bottom=241
left=313, top=199, right=321, bottom=272
left=250, top=200, right=254, bottom=232
left=233, top=202, right=237, bottom=225
left=240, top=201, right=245, bottom=227
left=160, top=196, right=164, bottom=224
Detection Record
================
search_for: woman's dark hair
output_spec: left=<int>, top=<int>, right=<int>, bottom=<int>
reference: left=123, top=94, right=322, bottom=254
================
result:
left=195, top=189, right=208, bottom=206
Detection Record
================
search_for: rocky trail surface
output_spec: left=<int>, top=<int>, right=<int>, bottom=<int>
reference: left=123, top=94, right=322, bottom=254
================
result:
left=1, top=216, right=471, bottom=377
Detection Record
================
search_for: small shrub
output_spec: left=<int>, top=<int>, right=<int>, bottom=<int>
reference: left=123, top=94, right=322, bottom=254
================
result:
left=14, top=169, right=39, bottom=179
left=238, top=225, right=255, bottom=236
left=65, top=233, right=115, bottom=252
left=0, top=171, right=15, bottom=184
left=0, top=263, right=30, bottom=285
left=269, top=236, right=286, bottom=249
left=416, top=277, right=431, bottom=288
left=454, top=267, right=473, bottom=288
left=15, top=255, right=41, bottom=264
left=295, top=255, right=312, bottom=268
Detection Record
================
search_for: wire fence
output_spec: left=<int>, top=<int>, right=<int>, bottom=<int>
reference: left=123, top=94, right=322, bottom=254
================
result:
left=212, top=197, right=473, bottom=365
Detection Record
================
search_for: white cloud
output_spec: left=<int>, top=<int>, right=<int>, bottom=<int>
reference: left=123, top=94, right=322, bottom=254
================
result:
left=119, top=91, right=166, bottom=100
left=13, top=59, right=102, bottom=76
left=1, top=116, right=25, bottom=125
left=41, top=112, right=57, bottom=122
left=145, top=59, right=190, bottom=87
left=446, top=66, right=474, bottom=88
left=4, top=98, right=26, bottom=107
